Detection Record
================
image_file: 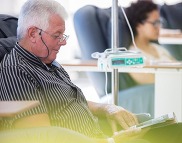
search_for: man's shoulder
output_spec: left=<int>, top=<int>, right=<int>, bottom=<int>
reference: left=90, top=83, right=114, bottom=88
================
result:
left=0, top=49, right=33, bottom=74
left=0, top=49, right=20, bottom=68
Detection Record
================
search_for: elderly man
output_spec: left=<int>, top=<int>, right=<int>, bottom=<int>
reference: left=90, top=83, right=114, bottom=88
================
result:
left=0, top=0, right=150, bottom=143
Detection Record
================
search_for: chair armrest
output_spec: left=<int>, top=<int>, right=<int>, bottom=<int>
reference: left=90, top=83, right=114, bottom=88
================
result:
left=0, top=101, right=39, bottom=117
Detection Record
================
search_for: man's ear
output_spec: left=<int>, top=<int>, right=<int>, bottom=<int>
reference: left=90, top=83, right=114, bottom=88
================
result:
left=27, top=27, right=38, bottom=43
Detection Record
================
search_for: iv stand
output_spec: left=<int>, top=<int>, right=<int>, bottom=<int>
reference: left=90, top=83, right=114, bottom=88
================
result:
left=111, top=0, right=119, bottom=105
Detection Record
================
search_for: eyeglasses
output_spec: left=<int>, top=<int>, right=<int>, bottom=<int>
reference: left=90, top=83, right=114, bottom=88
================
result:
left=37, top=28, right=69, bottom=42
left=144, top=19, right=162, bottom=28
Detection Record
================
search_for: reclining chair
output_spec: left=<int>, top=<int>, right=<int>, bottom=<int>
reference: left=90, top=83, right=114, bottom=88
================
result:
left=0, top=14, right=95, bottom=143
left=73, top=5, right=154, bottom=116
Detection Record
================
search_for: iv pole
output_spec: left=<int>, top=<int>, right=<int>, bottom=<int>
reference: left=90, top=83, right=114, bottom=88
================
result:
left=111, top=0, right=119, bottom=105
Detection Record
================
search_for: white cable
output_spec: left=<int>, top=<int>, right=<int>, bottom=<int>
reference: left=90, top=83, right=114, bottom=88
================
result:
left=104, top=69, right=110, bottom=104
left=101, top=3, right=141, bottom=104
left=119, top=4, right=138, bottom=50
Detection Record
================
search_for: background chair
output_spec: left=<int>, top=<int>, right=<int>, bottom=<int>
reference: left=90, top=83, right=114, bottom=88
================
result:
left=73, top=5, right=154, bottom=117
left=160, top=2, right=182, bottom=61
left=0, top=14, right=17, bottom=61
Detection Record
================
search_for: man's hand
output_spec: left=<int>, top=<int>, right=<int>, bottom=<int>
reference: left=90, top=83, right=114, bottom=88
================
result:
left=103, top=104, right=138, bottom=132
left=87, top=101, right=138, bottom=133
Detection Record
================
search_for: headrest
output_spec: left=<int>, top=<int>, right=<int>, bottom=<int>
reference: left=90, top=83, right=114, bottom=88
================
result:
left=160, top=3, right=182, bottom=29
left=96, top=6, right=132, bottom=49
left=0, top=36, right=17, bottom=62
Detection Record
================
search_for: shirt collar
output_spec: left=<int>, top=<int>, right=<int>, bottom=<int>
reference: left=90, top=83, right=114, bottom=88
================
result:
left=15, top=42, right=57, bottom=71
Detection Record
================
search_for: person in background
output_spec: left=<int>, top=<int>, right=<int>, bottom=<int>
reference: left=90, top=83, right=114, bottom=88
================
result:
left=0, top=0, right=150, bottom=143
left=125, top=0, right=175, bottom=84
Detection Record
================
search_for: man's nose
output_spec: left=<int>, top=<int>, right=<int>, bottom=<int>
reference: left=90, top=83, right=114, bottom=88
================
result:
left=58, top=40, right=67, bottom=46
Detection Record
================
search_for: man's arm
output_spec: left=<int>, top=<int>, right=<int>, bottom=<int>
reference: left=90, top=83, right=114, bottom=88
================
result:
left=13, top=113, right=51, bottom=129
left=0, top=66, right=50, bottom=128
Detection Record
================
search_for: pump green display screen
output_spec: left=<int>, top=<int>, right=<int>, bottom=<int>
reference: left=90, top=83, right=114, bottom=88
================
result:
left=112, top=59, right=125, bottom=65
left=111, top=57, right=143, bottom=66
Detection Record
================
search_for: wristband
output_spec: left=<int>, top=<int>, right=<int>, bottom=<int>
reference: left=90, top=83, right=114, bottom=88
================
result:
left=107, top=138, right=115, bottom=143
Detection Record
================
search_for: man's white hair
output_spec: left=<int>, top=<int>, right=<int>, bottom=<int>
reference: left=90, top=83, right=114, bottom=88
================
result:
left=17, top=0, right=68, bottom=40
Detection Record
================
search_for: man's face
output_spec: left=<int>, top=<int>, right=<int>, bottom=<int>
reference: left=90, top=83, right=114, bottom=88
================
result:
left=35, top=14, right=67, bottom=64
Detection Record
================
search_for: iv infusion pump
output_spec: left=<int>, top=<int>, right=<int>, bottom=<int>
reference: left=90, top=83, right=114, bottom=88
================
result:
left=91, top=48, right=145, bottom=70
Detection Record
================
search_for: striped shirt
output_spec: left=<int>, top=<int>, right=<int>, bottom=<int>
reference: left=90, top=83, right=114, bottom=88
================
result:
left=0, top=43, right=104, bottom=138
